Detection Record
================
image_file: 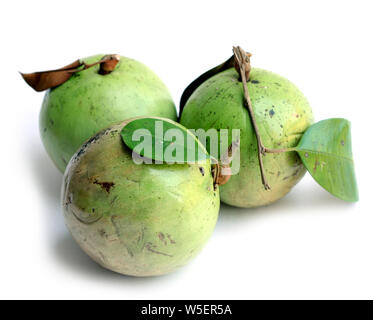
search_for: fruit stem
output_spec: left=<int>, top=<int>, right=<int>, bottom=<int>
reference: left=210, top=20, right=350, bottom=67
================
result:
left=98, top=54, right=120, bottom=75
left=233, top=46, right=271, bottom=190
left=213, top=137, right=240, bottom=189
left=81, top=54, right=120, bottom=75
left=264, top=147, right=297, bottom=153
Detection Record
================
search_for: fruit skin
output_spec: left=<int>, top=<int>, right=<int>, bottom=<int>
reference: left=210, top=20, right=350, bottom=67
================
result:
left=180, top=68, right=314, bottom=208
left=62, top=118, right=219, bottom=277
left=40, top=55, right=177, bottom=172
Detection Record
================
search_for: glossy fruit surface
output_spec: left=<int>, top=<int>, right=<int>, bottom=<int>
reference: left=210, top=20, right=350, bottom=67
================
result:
left=40, top=55, right=177, bottom=172
left=180, top=68, right=314, bottom=208
left=62, top=118, right=219, bottom=276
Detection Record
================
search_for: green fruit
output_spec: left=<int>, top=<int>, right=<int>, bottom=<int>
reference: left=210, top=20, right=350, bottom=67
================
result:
left=62, top=118, right=219, bottom=276
left=40, top=55, right=177, bottom=172
left=180, top=68, right=314, bottom=208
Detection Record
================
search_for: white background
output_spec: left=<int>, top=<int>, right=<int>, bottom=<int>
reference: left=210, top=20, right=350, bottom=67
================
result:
left=1, top=0, right=372, bottom=299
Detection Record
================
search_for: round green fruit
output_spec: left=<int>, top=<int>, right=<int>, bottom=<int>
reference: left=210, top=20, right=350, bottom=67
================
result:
left=62, top=118, right=219, bottom=276
left=180, top=68, right=314, bottom=208
left=40, top=55, right=177, bottom=172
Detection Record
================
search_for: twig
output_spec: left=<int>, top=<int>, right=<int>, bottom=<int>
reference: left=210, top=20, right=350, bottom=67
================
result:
left=220, top=136, right=241, bottom=165
left=264, top=147, right=296, bottom=154
left=233, top=46, right=271, bottom=190
left=213, top=136, right=241, bottom=189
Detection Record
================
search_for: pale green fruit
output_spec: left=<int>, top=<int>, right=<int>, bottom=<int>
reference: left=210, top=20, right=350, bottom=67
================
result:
left=180, top=68, right=314, bottom=208
left=62, top=118, right=219, bottom=276
left=41, top=55, right=177, bottom=172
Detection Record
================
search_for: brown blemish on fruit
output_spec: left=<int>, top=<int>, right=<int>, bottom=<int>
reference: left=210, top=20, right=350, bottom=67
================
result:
left=64, top=194, right=72, bottom=207
left=75, top=128, right=111, bottom=160
left=199, top=167, right=205, bottom=176
left=92, top=179, right=115, bottom=193
left=99, top=229, right=106, bottom=238
left=292, top=168, right=300, bottom=176
left=70, top=204, right=103, bottom=225
left=157, top=232, right=167, bottom=245
left=126, top=247, right=134, bottom=257
left=167, top=234, right=176, bottom=244
left=313, top=160, right=320, bottom=172
left=110, top=195, right=118, bottom=206
left=145, top=242, right=172, bottom=257
left=137, top=227, right=145, bottom=244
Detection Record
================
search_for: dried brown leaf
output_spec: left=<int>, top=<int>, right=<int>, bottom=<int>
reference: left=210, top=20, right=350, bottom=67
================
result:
left=20, top=54, right=121, bottom=92
left=20, top=60, right=83, bottom=92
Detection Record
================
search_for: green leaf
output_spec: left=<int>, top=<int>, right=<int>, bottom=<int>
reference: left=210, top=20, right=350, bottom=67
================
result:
left=295, top=118, right=358, bottom=202
left=121, top=117, right=210, bottom=163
